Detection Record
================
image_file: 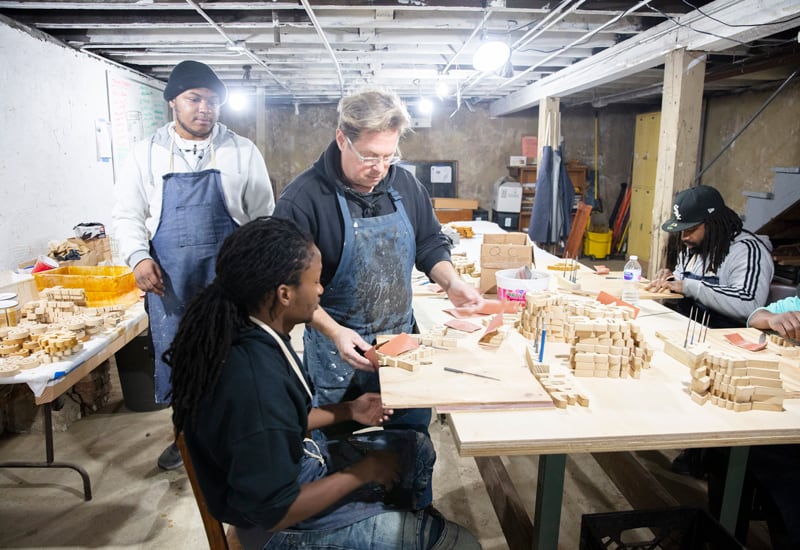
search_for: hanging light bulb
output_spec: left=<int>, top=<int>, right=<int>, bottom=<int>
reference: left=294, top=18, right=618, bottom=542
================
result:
left=435, top=80, right=449, bottom=99
left=418, top=97, right=433, bottom=115
left=473, top=29, right=510, bottom=73
left=497, top=57, right=514, bottom=79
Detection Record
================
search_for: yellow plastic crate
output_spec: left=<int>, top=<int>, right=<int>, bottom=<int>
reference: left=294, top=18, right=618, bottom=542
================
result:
left=33, top=266, right=139, bottom=307
left=583, top=230, right=612, bottom=260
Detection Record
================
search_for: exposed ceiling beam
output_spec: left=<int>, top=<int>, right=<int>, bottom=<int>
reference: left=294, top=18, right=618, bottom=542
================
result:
left=490, top=0, right=800, bottom=115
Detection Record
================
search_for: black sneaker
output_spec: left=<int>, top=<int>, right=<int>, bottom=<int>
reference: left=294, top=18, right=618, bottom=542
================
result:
left=157, top=442, right=184, bottom=470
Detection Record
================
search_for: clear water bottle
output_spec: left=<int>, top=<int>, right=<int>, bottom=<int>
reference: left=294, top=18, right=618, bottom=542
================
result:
left=621, top=255, right=642, bottom=305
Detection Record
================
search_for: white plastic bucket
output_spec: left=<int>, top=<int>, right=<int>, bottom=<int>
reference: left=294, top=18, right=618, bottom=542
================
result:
left=495, top=268, right=550, bottom=303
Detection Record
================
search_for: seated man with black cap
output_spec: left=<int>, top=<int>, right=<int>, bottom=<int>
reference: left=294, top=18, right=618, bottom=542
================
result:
left=647, top=185, right=774, bottom=478
left=112, top=60, right=275, bottom=470
left=647, top=184, right=774, bottom=329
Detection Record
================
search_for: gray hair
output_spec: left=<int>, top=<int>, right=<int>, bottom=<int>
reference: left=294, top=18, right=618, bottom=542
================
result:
left=337, top=88, right=412, bottom=141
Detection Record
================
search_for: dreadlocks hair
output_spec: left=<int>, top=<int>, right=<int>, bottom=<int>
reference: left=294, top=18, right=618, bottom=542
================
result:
left=165, top=217, right=315, bottom=434
left=682, top=205, right=743, bottom=274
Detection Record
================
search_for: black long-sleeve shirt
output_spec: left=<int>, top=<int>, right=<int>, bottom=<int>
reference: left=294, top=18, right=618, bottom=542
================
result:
left=274, top=140, right=451, bottom=287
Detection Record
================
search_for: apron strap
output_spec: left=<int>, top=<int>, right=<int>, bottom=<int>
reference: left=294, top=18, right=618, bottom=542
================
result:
left=248, top=316, right=313, bottom=399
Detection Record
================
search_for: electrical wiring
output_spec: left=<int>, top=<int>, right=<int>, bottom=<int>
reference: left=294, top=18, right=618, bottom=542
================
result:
left=680, top=0, right=800, bottom=28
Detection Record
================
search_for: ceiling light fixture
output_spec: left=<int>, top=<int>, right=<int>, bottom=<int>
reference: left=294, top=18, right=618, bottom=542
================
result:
left=472, top=29, right=510, bottom=73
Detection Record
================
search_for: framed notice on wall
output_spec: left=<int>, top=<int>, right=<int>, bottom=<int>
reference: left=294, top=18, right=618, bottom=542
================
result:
left=398, top=160, right=458, bottom=198
left=106, top=72, right=169, bottom=182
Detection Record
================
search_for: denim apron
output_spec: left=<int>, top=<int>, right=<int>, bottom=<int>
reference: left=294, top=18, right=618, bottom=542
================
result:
left=149, top=139, right=238, bottom=403
left=249, top=317, right=394, bottom=532
left=303, top=186, right=431, bottom=433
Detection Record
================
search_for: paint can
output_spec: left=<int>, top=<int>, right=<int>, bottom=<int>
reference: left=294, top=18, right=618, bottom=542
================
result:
left=0, top=298, right=20, bottom=327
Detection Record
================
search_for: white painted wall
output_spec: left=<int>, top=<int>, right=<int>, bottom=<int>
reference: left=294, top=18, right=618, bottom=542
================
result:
left=0, top=18, right=163, bottom=270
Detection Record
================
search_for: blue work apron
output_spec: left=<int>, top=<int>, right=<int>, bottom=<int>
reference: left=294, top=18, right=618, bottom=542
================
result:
left=303, top=186, right=431, bottom=433
left=148, top=146, right=238, bottom=403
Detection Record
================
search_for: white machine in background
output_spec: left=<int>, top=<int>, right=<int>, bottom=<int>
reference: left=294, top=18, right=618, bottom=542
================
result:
left=491, top=177, right=523, bottom=231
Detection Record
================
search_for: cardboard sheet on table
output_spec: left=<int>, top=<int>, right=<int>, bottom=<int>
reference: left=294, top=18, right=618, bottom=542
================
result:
left=478, top=313, right=504, bottom=345
left=376, top=332, right=419, bottom=356
left=596, top=290, right=640, bottom=318
left=444, top=319, right=482, bottom=333
left=724, top=332, right=767, bottom=351
left=379, top=334, right=554, bottom=410
left=573, top=272, right=682, bottom=301
left=444, top=299, right=520, bottom=319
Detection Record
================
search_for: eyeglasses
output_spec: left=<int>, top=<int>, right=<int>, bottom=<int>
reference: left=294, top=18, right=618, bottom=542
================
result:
left=345, top=136, right=401, bottom=167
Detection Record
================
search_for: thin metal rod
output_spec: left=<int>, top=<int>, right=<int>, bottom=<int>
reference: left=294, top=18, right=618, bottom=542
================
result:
left=696, top=68, right=798, bottom=181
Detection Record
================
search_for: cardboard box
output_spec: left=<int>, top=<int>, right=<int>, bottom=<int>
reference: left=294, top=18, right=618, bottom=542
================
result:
left=479, top=232, right=534, bottom=293
left=509, top=155, right=526, bottom=166
left=492, top=179, right=522, bottom=213
left=431, top=197, right=479, bottom=210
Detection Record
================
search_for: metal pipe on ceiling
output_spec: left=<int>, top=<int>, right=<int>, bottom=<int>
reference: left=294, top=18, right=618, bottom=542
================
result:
left=511, top=0, right=586, bottom=52
left=440, top=8, right=494, bottom=76
left=183, top=0, right=292, bottom=94
left=456, top=0, right=586, bottom=99
left=299, top=0, right=345, bottom=97
left=497, top=0, right=654, bottom=90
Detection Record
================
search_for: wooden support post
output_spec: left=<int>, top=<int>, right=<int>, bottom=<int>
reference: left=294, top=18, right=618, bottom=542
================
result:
left=474, top=456, right=533, bottom=550
left=649, top=48, right=705, bottom=278
left=537, top=96, right=561, bottom=160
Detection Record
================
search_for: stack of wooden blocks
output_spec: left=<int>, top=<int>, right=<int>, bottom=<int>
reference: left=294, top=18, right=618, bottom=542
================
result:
left=664, top=342, right=785, bottom=412
left=566, top=317, right=653, bottom=379
left=517, top=291, right=653, bottom=378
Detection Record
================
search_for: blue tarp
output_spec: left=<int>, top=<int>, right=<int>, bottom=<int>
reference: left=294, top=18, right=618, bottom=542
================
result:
left=527, top=145, right=575, bottom=245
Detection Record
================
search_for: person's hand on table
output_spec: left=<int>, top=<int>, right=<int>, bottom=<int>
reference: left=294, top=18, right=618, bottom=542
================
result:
left=349, top=392, right=393, bottom=426
left=332, top=325, right=376, bottom=372
left=645, top=268, right=681, bottom=294
left=133, top=258, right=165, bottom=296
left=445, top=278, right=484, bottom=311
left=750, top=310, right=800, bottom=341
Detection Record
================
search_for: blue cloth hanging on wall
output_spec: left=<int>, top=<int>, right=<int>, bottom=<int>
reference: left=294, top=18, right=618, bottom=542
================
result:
left=527, top=145, right=575, bottom=245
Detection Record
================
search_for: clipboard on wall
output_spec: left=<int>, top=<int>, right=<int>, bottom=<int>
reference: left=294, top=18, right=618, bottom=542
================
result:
left=398, top=160, right=458, bottom=198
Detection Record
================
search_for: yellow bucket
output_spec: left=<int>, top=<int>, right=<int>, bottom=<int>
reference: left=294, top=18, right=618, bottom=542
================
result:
left=584, top=230, right=612, bottom=260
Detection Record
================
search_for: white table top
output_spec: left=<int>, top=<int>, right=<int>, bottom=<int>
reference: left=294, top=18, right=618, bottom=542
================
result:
left=0, top=302, right=147, bottom=397
left=443, top=299, right=800, bottom=457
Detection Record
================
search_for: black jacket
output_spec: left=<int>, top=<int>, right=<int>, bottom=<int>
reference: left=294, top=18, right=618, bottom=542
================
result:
left=274, top=140, right=451, bottom=286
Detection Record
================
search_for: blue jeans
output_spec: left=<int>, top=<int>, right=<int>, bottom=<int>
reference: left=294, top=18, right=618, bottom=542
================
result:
left=261, top=507, right=481, bottom=550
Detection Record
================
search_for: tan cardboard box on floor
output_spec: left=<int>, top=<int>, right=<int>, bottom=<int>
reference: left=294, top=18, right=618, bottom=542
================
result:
left=479, top=232, right=534, bottom=294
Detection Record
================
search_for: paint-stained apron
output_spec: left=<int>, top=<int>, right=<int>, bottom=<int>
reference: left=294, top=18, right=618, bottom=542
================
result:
left=149, top=160, right=237, bottom=403
left=303, top=186, right=432, bottom=434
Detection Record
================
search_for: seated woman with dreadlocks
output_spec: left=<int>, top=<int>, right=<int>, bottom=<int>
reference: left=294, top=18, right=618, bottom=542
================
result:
left=165, top=217, right=480, bottom=550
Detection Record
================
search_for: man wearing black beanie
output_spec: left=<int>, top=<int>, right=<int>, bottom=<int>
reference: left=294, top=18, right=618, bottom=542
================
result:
left=112, top=60, right=275, bottom=470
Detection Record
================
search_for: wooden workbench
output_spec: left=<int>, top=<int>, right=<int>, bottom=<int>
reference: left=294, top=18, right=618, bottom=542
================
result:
left=394, top=225, right=800, bottom=549
left=0, top=302, right=148, bottom=500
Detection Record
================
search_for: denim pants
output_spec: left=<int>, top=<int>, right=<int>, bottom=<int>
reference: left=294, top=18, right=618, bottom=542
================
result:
left=262, top=507, right=481, bottom=550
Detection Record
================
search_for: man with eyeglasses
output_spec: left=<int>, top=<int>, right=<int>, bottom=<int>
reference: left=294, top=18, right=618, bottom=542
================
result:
left=274, top=88, right=482, bottom=498
left=113, top=60, right=274, bottom=471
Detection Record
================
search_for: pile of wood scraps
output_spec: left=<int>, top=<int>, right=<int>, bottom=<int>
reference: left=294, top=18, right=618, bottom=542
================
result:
left=658, top=326, right=799, bottom=409
left=377, top=326, right=555, bottom=411
left=0, top=287, right=127, bottom=377
left=524, top=349, right=590, bottom=408
left=517, top=291, right=653, bottom=378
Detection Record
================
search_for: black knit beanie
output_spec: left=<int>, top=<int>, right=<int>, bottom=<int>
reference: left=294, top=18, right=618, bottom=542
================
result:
left=163, top=60, right=227, bottom=104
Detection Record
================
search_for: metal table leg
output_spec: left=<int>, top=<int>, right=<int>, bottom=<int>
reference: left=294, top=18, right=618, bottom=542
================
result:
left=532, top=453, right=566, bottom=550
left=719, top=445, right=748, bottom=533
left=0, top=402, right=92, bottom=500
